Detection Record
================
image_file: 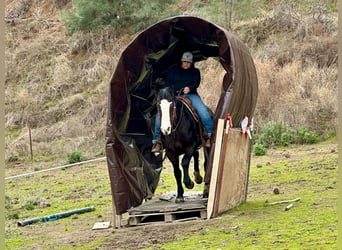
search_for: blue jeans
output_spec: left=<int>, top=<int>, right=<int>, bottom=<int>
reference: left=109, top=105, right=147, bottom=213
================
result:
left=153, top=94, right=213, bottom=143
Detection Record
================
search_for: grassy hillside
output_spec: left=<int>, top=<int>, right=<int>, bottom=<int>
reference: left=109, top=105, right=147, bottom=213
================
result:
left=4, top=1, right=338, bottom=249
left=5, top=0, right=338, bottom=167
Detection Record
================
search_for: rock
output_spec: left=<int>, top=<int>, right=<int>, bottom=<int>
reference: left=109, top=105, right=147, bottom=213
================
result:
left=39, top=201, right=51, bottom=208
left=10, top=199, right=19, bottom=204
left=256, top=163, right=262, bottom=168
left=273, top=187, right=280, bottom=194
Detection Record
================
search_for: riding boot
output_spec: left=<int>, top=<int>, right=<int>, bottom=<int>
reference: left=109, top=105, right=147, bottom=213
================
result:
left=151, top=139, right=163, bottom=153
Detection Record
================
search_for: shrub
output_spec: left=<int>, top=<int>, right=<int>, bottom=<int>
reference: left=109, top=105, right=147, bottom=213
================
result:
left=253, top=121, right=319, bottom=148
left=255, top=121, right=292, bottom=147
left=280, top=128, right=296, bottom=146
left=298, top=128, right=318, bottom=144
left=253, top=143, right=266, bottom=156
left=61, top=0, right=177, bottom=35
left=62, top=1, right=119, bottom=34
left=67, top=151, right=84, bottom=164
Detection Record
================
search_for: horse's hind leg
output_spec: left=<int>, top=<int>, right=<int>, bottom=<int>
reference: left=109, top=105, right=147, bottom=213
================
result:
left=202, top=147, right=210, bottom=198
left=192, top=150, right=203, bottom=184
left=181, top=153, right=194, bottom=189
left=203, top=183, right=210, bottom=198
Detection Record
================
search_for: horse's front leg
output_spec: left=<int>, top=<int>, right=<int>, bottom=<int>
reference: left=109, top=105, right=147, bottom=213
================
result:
left=181, top=153, right=194, bottom=190
left=192, top=150, right=203, bottom=184
left=168, top=155, right=184, bottom=203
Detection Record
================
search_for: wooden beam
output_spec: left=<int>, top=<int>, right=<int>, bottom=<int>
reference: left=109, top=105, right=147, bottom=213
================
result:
left=214, top=116, right=230, bottom=217
left=207, top=118, right=225, bottom=219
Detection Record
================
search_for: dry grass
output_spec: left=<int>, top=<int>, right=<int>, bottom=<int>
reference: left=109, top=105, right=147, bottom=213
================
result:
left=5, top=0, right=338, bottom=164
left=242, top=2, right=338, bottom=136
left=254, top=57, right=337, bottom=136
left=5, top=0, right=120, bottom=163
left=197, top=58, right=224, bottom=111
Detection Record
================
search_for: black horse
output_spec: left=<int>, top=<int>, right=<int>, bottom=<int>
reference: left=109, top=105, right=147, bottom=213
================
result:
left=157, top=87, right=210, bottom=203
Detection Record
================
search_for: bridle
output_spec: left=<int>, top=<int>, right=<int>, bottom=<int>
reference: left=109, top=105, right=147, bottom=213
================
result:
left=157, top=88, right=185, bottom=135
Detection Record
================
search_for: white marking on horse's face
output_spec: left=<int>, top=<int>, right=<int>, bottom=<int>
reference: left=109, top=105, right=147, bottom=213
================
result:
left=159, top=99, right=172, bottom=135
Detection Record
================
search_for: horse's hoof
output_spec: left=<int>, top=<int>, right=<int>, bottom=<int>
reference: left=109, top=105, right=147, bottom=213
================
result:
left=185, top=180, right=194, bottom=189
left=175, top=197, right=184, bottom=203
left=193, top=171, right=203, bottom=184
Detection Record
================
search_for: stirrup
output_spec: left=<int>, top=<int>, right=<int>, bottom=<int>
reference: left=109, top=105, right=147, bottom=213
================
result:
left=151, top=141, right=162, bottom=153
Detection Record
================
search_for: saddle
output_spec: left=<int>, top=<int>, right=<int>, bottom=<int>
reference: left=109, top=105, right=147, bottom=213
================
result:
left=176, top=96, right=209, bottom=142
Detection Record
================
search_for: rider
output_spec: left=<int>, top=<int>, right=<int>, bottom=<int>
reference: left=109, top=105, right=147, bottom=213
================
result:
left=151, top=51, right=213, bottom=153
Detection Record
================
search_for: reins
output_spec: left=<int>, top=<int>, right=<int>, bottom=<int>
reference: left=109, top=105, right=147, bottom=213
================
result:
left=171, top=88, right=184, bottom=132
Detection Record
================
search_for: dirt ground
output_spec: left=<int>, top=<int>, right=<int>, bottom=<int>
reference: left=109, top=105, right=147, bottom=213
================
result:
left=91, top=140, right=339, bottom=249
left=7, top=140, right=338, bottom=250
left=74, top=211, right=232, bottom=250
left=17, top=197, right=222, bottom=250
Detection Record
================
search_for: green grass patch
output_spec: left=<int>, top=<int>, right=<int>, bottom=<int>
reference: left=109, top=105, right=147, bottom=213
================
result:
left=150, top=141, right=338, bottom=250
left=5, top=140, right=337, bottom=249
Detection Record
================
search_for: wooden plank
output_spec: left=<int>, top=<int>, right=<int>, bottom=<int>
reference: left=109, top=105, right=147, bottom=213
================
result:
left=127, top=208, right=207, bottom=226
left=214, top=116, right=231, bottom=217
left=215, top=129, right=250, bottom=215
left=164, top=213, right=175, bottom=222
left=128, top=198, right=206, bottom=215
left=207, top=118, right=225, bottom=219
left=125, top=191, right=208, bottom=226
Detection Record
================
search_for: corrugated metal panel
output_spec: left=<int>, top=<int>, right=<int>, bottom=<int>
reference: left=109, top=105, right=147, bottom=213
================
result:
left=106, top=16, right=258, bottom=215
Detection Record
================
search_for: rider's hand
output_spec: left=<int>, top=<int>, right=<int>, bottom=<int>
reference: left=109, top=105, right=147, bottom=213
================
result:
left=183, top=86, right=190, bottom=94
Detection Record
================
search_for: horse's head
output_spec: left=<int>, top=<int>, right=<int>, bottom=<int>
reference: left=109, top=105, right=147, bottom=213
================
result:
left=157, top=87, right=174, bottom=136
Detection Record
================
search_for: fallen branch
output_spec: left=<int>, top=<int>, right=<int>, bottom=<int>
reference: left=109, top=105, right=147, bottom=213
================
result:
left=266, top=197, right=301, bottom=205
left=284, top=204, right=294, bottom=211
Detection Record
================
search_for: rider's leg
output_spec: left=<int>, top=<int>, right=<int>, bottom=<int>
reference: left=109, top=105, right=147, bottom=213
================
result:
left=184, top=94, right=213, bottom=147
left=152, top=114, right=162, bottom=152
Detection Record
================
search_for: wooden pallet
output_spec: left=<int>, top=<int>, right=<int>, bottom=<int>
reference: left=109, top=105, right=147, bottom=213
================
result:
left=126, top=191, right=207, bottom=226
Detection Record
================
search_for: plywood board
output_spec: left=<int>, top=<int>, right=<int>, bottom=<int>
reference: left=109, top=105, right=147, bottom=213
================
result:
left=214, top=129, right=251, bottom=216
